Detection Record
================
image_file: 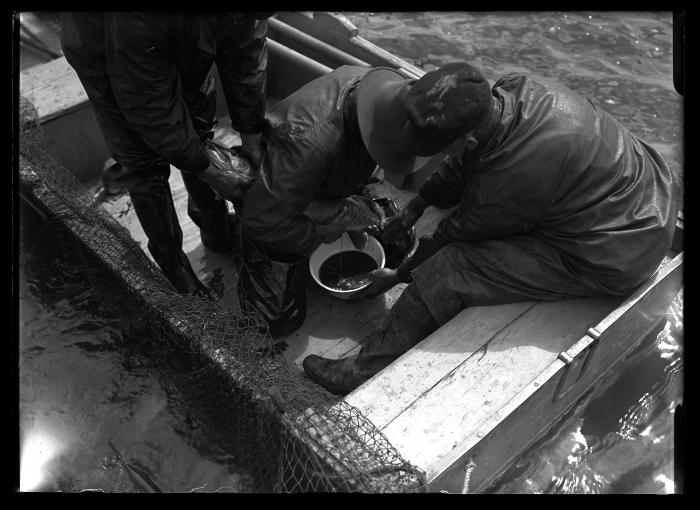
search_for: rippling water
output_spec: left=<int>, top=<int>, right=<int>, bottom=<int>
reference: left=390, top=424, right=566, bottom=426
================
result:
left=19, top=205, right=243, bottom=493
left=18, top=11, right=683, bottom=493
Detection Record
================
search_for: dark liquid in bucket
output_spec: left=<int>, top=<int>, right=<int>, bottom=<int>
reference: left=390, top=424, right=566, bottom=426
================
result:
left=319, top=251, right=378, bottom=291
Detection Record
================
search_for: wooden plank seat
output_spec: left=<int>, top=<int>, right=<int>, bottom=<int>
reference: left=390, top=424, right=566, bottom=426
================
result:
left=344, top=297, right=619, bottom=482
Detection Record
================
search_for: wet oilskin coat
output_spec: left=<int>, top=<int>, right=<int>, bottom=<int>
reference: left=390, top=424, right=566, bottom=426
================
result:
left=417, top=73, right=680, bottom=298
left=237, top=65, right=416, bottom=337
left=61, top=12, right=268, bottom=175
left=240, top=65, right=377, bottom=256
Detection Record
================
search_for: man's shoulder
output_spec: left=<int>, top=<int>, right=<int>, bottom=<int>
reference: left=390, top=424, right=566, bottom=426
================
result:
left=265, top=66, right=366, bottom=144
left=495, top=73, right=596, bottom=133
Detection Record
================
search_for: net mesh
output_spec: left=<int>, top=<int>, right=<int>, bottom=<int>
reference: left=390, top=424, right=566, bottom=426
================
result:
left=18, top=95, right=427, bottom=493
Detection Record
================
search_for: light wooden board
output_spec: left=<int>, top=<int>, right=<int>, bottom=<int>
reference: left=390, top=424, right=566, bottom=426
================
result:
left=344, top=301, right=537, bottom=429
left=20, top=57, right=89, bottom=122
left=20, top=56, right=112, bottom=182
left=346, top=296, right=617, bottom=481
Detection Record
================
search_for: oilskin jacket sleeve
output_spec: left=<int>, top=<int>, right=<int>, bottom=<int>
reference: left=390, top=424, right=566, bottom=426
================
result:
left=240, top=131, right=331, bottom=256
left=418, top=155, right=467, bottom=209
left=214, top=16, right=268, bottom=135
left=104, top=13, right=210, bottom=174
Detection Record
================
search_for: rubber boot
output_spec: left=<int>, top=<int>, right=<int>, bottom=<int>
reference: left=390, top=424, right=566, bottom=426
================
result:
left=302, top=283, right=439, bottom=395
left=302, top=355, right=379, bottom=396
left=127, top=172, right=209, bottom=296
left=238, top=240, right=308, bottom=338
left=181, top=171, right=235, bottom=253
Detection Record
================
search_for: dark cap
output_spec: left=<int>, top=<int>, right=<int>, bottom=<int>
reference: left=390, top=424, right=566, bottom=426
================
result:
left=405, top=62, right=492, bottom=152
left=356, top=63, right=492, bottom=175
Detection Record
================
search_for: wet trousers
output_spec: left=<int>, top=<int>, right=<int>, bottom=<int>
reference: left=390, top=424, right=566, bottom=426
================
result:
left=355, top=234, right=624, bottom=372
left=237, top=180, right=415, bottom=338
left=114, top=162, right=231, bottom=294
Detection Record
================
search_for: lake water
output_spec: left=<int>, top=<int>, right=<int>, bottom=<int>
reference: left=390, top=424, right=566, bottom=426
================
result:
left=18, top=11, right=683, bottom=493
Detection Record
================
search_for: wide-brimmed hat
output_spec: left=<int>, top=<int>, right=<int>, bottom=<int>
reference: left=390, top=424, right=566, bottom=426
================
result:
left=356, top=63, right=492, bottom=175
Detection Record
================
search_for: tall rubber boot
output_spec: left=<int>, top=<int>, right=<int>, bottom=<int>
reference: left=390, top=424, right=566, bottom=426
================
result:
left=181, top=171, right=235, bottom=253
left=127, top=172, right=209, bottom=296
left=302, top=283, right=438, bottom=395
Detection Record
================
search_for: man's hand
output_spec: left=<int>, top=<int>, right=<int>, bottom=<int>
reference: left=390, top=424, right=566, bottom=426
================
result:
left=380, top=195, right=428, bottom=245
left=317, top=224, right=370, bottom=250
left=197, top=163, right=247, bottom=201
left=316, top=221, right=346, bottom=244
left=360, top=196, right=388, bottom=228
left=348, top=230, right=368, bottom=250
left=240, top=132, right=264, bottom=169
left=350, top=267, right=401, bottom=300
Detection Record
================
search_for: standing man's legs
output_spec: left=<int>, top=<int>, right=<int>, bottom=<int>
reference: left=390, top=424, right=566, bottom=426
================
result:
left=63, top=13, right=226, bottom=294
left=121, top=165, right=209, bottom=296
left=181, top=171, right=234, bottom=252
left=182, top=63, right=236, bottom=254
left=237, top=238, right=309, bottom=339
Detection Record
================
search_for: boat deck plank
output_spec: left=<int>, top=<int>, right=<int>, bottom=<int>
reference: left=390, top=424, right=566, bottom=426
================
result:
left=344, top=301, right=538, bottom=428
left=346, top=296, right=618, bottom=481
left=20, top=57, right=89, bottom=122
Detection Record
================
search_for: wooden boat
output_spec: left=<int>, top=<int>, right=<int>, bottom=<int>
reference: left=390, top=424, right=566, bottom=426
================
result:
left=19, top=12, right=683, bottom=493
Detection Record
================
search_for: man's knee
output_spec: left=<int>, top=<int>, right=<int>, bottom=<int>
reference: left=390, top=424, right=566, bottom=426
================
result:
left=393, top=283, right=439, bottom=333
left=359, top=283, right=439, bottom=365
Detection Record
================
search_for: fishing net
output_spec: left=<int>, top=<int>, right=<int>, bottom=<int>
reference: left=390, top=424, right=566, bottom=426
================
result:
left=18, top=95, right=427, bottom=493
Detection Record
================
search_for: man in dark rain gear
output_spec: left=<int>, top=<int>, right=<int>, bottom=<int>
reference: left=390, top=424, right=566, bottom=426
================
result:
left=302, top=62, right=681, bottom=395
left=62, top=12, right=269, bottom=296
left=237, top=65, right=423, bottom=337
